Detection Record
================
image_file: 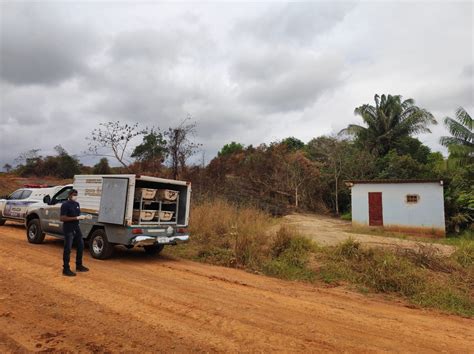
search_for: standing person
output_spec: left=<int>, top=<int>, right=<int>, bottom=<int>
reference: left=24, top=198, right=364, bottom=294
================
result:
left=60, top=189, right=90, bottom=276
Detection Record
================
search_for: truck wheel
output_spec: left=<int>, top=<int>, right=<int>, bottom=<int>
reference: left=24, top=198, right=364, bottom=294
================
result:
left=26, top=219, right=45, bottom=244
left=144, top=244, right=164, bottom=256
left=89, top=229, right=114, bottom=260
left=0, top=218, right=6, bottom=226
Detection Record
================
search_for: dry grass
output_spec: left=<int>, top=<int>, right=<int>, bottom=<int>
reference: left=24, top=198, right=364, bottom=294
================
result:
left=452, top=240, right=474, bottom=267
left=169, top=200, right=315, bottom=280
left=185, top=199, right=274, bottom=268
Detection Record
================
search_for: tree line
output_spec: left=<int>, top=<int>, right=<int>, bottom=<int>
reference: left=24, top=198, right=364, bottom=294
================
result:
left=4, top=94, right=472, bottom=233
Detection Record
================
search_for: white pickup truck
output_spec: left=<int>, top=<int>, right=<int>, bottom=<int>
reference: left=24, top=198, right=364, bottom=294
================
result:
left=25, top=174, right=191, bottom=259
left=0, top=185, right=64, bottom=226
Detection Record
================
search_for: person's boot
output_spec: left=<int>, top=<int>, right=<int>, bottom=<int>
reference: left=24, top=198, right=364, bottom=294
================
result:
left=76, top=265, right=89, bottom=272
left=63, top=268, right=76, bottom=277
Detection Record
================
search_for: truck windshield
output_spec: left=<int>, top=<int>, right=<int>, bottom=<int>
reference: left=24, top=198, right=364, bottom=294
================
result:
left=52, top=187, right=72, bottom=204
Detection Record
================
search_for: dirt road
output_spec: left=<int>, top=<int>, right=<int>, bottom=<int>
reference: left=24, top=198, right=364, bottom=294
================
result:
left=0, top=224, right=472, bottom=352
left=283, top=214, right=456, bottom=255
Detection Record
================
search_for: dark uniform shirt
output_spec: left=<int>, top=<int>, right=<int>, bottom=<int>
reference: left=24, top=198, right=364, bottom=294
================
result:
left=60, top=200, right=81, bottom=233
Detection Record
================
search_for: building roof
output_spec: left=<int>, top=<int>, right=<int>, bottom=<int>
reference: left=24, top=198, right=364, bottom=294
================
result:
left=345, top=179, right=445, bottom=185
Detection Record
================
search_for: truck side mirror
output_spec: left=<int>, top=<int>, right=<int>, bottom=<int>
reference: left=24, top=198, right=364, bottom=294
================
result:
left=43, top=195, right=51, bottom=204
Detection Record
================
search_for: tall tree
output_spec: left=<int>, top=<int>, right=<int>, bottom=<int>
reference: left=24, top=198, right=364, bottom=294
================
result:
left=306, top=137, right=375, bottom=214
left=87, top=121, right=144, bottom=170
left=440, top=107, right=473, bottom=164
left=14, top=149, right=41, bottom=166
left=218, top=142, right=244, bottom=157
left=2, top=163, right=12, bottom=173
left=281, top=137, right=305, bottom=151
left=131, top=128, right=168, bottom=173
left=93, top=158, right=112, bottom=174
left=439, top=107, right=473, bottom=232
left=340, top=94, right=436, bottom=156
left=42, top=145, right=81, bottom=178
left=165, top=119, right=201, bottom=179
left=283, top=151, right=319, bottom=209
left=14, top=149, right=42, bottom=176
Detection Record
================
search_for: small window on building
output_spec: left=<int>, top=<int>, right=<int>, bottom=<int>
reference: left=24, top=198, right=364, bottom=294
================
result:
left=406, top=194, right=419, bottom=203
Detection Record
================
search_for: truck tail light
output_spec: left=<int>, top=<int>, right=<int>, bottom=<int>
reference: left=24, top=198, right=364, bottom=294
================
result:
left=132, top=228, right=143, bottom=235
left=177, top=228, right=188, bottom=234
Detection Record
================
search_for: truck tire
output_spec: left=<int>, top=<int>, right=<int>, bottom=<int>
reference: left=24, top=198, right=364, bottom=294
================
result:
left=144, top=244, right=164, bottom=256
left=89, top=229, right=114, bottom=260
left=26, top=219, right=45, bottom=244
left=0, top=218, right=6, bottom=226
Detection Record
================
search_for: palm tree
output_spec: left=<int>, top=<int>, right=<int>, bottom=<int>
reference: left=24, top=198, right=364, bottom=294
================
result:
left=340, top=94, right=436, bottom=156
left=440, top=107, right=473, bottom=164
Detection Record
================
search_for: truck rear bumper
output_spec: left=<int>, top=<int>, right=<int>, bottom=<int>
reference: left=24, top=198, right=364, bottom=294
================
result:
left=131, top=235, right=189, bottom=247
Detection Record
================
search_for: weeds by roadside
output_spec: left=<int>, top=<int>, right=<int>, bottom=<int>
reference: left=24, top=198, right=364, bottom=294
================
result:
left=166, top=200, right=474, bottom=317
left=263, top=226, right=316, bottom=281
left=318, top=238, right=473, bottom=316
left=451, top=240, right=474, bottom=267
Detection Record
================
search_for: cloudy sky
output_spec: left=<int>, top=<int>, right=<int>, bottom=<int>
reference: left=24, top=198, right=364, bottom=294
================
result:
left=0, top=0, right=472, bottom=168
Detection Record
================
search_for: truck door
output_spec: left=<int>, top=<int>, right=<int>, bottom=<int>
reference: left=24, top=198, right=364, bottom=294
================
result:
left=98, top=177, right=129, bottom=225
left=42, top=186, right=72, bottom=234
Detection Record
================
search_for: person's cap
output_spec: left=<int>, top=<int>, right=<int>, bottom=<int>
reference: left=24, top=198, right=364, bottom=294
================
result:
left=68, top=189, right=78, bottom=196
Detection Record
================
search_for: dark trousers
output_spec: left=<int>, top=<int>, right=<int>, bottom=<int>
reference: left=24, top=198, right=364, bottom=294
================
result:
left=63, top=226, right=84, bottom=270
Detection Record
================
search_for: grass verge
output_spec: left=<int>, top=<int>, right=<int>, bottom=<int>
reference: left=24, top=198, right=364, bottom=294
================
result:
left=348, top=226, right=474, bottom=247
left=165, top=200, right=474, bottom=317
left=317, top=239, right=473, bottom=317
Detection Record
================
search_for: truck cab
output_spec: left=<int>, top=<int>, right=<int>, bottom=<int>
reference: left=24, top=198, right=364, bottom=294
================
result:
left=25, top=175, right=191, bottom=259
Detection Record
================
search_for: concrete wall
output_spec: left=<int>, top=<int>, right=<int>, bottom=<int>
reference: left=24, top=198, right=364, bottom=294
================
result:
left=351, top=182, right=445, bottom=235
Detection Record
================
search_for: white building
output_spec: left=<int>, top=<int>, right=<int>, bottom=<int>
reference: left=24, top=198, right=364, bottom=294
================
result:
left=346, top=180, right=446, bottom=236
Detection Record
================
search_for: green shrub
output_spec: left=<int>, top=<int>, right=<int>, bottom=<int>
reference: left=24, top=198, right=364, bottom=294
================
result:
left=340, top=212, right=352, bottom=221
left=452, top=240, right=474, bottom=267
left=271, top=226, right=294, bottom=258
left=264, top=226, right=316, bottom=281
left=333, top=238, right=363, bottom=260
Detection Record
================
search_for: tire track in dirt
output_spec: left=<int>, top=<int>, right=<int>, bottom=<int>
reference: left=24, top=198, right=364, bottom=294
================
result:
left=0, top=224, right=472, bottom=352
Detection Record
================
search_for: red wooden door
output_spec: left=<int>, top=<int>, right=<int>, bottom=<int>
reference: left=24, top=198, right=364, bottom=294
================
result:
left=368, top=192, right=383, bottom=226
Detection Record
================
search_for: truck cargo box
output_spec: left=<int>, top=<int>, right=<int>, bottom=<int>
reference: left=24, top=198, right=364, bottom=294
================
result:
left=74, top=175, right=191, bottom=227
